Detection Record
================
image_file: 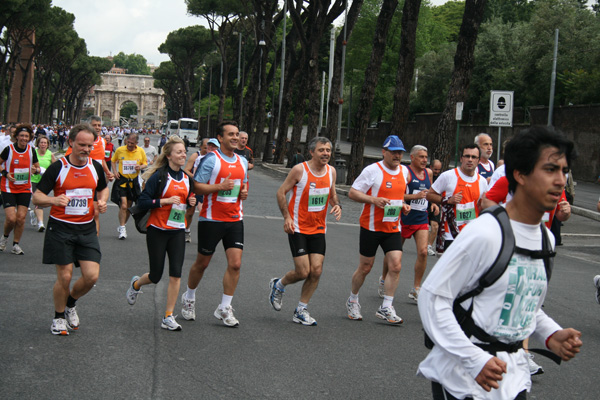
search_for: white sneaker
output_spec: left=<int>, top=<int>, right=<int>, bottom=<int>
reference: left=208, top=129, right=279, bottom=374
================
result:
left=38, top=222, right=45, bottom=232
left=51, top=318, right=69, bottom=335
left=408, top=287, right=420, bottom=302
left=126, top=276, right=142, bottom=305
left=181, top=293, right=196, bottom=320
left=377, top=276, right=385, bottom=298
left=11, top=243, right=24, bottom=255
left=0, top=236, right=8, bottom=251
left=427, top=245, right=436, bottom=256
left=293, top=307, right=317, bottom=326
left=527, top=352, right=544, bottom=375
left=214, top=305, right=239, bottom=327
left=346, top=299, right=363, bottom=321
left=376, top=305, right=403, bottom=324
left=161, top=315, right=182, bottom=331
left=594, top=275, right=600, bottom=304
left=185, top=230, right=191, bottom=243
left=30, top=209, right=38, bottom=226
left=65, top=306, right=79, bottom=330
left=118, top=226, right=127, bottom=239
left=269, top=278, right=284, bottom=311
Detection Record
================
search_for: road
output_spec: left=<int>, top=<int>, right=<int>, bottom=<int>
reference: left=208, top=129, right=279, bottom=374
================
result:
left=1, top=137, right=599, bottom=399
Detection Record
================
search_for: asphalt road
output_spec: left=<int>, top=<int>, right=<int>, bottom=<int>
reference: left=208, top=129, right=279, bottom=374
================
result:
left=1, top=143, right=599, bottom=399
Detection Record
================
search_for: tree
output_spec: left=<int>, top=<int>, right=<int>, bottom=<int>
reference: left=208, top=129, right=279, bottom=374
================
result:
left=347, top=0, right=399, bottom=183
left=112, top=52, right=151, bottom=75
left=431, top=0, right=487, bottom=170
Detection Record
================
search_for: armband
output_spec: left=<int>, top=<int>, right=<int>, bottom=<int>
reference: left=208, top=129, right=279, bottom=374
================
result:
left=1, top=170, right=7, bottom=177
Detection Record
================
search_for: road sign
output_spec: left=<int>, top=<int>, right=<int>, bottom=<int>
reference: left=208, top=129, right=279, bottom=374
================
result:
left=489, top=90, right=514, bottom=127
left=455, top=102, right=464, bottom=121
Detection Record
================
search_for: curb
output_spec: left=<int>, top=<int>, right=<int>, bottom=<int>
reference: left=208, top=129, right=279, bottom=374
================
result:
left=572, top=205, right=600, bottom=222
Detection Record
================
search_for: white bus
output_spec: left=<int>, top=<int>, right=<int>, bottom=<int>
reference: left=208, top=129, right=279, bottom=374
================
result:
left=177, top=118, right=199, bottom=146
left=167, top=120, right=179, bottom=136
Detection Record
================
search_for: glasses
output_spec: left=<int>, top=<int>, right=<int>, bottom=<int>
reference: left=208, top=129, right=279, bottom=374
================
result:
left=462, top=155, right=479, bottom=160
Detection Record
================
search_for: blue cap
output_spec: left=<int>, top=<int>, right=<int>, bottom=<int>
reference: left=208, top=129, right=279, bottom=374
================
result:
left=382, top=135, right=405, bottom=151
left=207, top=138, right=220, bottom=148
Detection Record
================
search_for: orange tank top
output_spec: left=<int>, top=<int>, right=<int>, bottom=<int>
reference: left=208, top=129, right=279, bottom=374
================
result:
left=147, top=173, right=191, bottom=230
left=1, top=144, right=34, bottom=193
left=199, top=151, right=246, bottom=222
left=446, top=168, right=483, bottom=232
left=49, top=157, right=99, bottom=224
left=288, top=162, right=332, bottom=234
left=359, top=162, right=407, bottom=233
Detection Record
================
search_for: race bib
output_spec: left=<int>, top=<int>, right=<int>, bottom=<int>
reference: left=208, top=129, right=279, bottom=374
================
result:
left=167, top=203, right=186, bottom=229
left=217, top=179, right=241, bottom=203
left=410, top=189, right=428, bottom=212
left=13, top=168, right=29, bottom=185
left=122, top=160, right=137, bottom=175
left=456, top=201, right=476, bottom=223
left=104, top=150, right=110, bottom=158
left=542, top=212, right=550, bottom=223
left=383, top=200, right=403, bottom=222
left=308, top=187, right=329, bottom=212
left=65, top=188, right=93, bottom=215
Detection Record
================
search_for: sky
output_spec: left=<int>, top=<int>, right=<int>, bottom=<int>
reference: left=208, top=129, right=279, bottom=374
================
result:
left=53, top=0, right=449, bottom=66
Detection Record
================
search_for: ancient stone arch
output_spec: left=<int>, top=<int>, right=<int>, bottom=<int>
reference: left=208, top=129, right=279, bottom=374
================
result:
left=94, top=73, right=165, bottom=127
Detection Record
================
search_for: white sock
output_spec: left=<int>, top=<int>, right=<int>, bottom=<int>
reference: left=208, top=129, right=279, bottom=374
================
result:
left=349, top=292, right=359, bottom=302
left=275, top=279, right=285, bottom=291
left=185, top=287, right=196, bottom=300
left=220, top=294, right=233, bottom=309
left=379, top=276, right=385, bottom=284
left=297, top=301, right=308, bottom=310
left=382, top=295, right=393, bottom=308
left=185, top=229, right=190, bottom=233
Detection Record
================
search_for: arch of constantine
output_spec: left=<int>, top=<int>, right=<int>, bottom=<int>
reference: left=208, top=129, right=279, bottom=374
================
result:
left=94, top=73, right=165, bottom=127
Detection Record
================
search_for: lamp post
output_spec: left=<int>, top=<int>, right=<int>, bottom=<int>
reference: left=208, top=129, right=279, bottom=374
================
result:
left=206, top=65, right=212, bottom=136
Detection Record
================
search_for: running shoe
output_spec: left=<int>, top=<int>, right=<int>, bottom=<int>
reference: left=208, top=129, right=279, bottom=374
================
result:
left=408, top=287, right=420, bottom=302
left=51, top=318, right=69, bottom=336
left=375, top=305, right=403, bottom=324
left=594, top=275, right=600, bottom=304
left=118, top=226, right=127, bottom=240
left=214, top=305, right=239, bottom=327
left=185, top=230, right=191, bottom=243
left=65, top=306, right=79, bottom=330
left=161, top=315, right=182, bottom=331
left=0, top=236, right=8, bottom=251
left=38, top=222, right=45, bottom=232
left=11, top=243, right=24, bottom=255
left=527, top=352, right=544, bottom=376
left=378, top=276, right=385, bottom=298
left=293, top=308, right=317, bottom=326
left=181, top=293, right=196, bottom=321
left=427, top=245, right=436, bottom=256
left=269, top=278, right=284, bottom=311
left=30, top=209, right=37, bottom=226
left=346, top=299, right=363, bottom=321
left=126, top=276, right=142, bottom=305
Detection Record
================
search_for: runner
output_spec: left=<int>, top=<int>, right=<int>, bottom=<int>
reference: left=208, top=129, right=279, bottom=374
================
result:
left=126, top=136, right=196, bottom=331
left=418, top=125, right=582, bottom=399
left=268, top=137, right=342, bottom=326
left=0, top=124, right=40, bottom=254
left=345, top=135, right=411, bottom=324
left=181, top=121, right=249, bottom=327
left=32, top=124, right=109, bottom=335
left=427, top=159, right=442, bottom=256
left=30, top=135, right=56, bottom=232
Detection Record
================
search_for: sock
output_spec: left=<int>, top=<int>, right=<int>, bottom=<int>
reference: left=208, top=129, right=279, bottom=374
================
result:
left=382, top=295, right=393, bottom=308
left=13, top=241, right=18, bottom=246
left=66, top=295, right=77, bottom=308
left=185, top=229, right=190, bottom=233
left=275, top=279, right=285, bottom=291
left=379, top=276, right=385, bottom=284
left=185, top=287, right=196, bottom=300
left=133, top=279, right=141, bottom=291
left=55, top=311, right=65, bottom=319
left=297, top=301, right=308, bottom=311
left=220, top=294, right=233, bottom=309
left=349, top=292, right=359, bottom=302
left=165, top=311, right=173, bottom=318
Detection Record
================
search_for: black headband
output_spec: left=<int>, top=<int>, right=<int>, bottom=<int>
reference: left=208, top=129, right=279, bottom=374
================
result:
left=16, top=127, right=33, bottom=135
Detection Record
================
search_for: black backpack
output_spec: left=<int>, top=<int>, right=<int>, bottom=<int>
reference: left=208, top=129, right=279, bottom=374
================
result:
left=424, top=205, right=561, bottom=363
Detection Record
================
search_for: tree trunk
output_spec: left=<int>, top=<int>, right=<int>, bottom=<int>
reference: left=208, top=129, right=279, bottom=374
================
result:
left=325, top=0, right=364, bottom=147
left=389, top=0, right=422, bottom=138
left=431, top=0, right=488, bottom=170
left=347, top=0, right=399, bottom=184
left=17, top=55, right=35, bottom=123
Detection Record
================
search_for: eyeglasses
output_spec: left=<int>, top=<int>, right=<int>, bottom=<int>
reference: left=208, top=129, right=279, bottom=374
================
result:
left=462, top=155, right=479, bottom=160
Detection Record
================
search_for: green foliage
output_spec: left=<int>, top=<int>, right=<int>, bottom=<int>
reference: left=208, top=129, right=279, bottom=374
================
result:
left=120, top=101, right=138, bottom=119
left=431, top=0, right=465, bottom=42
left=112, top=52, right=151, bottom=75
